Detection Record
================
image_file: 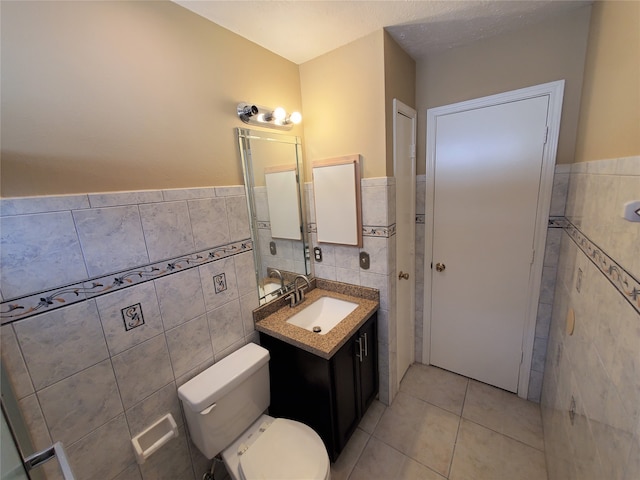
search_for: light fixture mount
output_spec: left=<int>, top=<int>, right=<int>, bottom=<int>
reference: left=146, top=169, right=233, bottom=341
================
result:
left=236, top=102, right=301, bottom=130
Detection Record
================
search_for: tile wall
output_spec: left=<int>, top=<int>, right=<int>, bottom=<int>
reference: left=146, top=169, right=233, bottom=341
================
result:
left=306, top=177, right=398, bottom=404
left=413, top=165, right=569, bottom=403
left=541, top=156, right=640, bottom=480
left=0, top=186, right=259, bottom=480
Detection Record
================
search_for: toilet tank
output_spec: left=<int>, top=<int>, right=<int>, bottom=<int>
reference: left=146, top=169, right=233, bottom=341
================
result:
left=177, top=343, right=270, bottom=459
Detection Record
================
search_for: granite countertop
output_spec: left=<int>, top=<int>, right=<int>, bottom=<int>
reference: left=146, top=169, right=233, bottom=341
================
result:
left=254, top=279, right=379, bottom=359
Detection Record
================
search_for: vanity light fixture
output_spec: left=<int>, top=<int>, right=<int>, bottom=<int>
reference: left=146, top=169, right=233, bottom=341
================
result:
left=237, top=102, right=302, bottom=130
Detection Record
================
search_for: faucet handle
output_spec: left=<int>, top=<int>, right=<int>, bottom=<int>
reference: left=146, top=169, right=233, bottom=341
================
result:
left=287, top=292, right=297, bottom=307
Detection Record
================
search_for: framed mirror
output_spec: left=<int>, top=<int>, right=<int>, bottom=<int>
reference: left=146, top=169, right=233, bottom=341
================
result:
left=237, top=128, right=310, bottom=304
left=313, top=155, right=363, bottom=247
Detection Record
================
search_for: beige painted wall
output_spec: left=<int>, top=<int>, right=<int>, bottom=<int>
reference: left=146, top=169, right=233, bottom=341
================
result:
left=1, top=1, right=303, bottom=197
left=299, top=31, right=386, bottom=180
left=416, top=6, right=592, bottom=173
left=574, top=0, right=640, bottom=162
left=384, top=31, right=417, bottom=175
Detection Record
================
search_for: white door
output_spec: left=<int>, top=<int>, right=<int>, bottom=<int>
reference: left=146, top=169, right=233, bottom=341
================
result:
left=429, top=95, right=551, bottom=393
left=394, top=99, right=416, bottom=386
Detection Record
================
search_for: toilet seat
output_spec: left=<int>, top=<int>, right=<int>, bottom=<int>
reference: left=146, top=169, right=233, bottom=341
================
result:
left=236, top=418, right=329, bottom=480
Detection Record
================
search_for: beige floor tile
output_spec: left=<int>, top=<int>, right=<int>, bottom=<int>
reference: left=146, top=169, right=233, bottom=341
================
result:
left=359, top=399, right=386, bottom=434
left=373, top=391, right=459, bottom=477
left=400, top=364, right=469, bottom=415
left=348, top=434, right=448, bottom=480
left=349, top=436, right=409, bottom=480
left=331, top=428, right=370, bottom=480
left=399, top=458, right=448, bottom=480
left=462, top=380, right=544, bottom=450
left=449, top=419, right=547, bottom=480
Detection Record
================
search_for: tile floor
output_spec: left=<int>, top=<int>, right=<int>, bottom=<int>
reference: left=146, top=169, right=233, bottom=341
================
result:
left=330, top=363, right=548, bottom=480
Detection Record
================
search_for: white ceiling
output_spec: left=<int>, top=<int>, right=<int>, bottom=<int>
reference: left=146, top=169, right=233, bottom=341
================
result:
left=174, top=0, right=590, bottom=64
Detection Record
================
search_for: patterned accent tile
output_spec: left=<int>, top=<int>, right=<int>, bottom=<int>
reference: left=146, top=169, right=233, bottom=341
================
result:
left=122, top=303, right=145, bottom=331
left=564, top=220, right=640, bottom=315
left=95, top=282, right=164, bottom=356
left=1, top=239, right=252, bottom=324
left=548, top=216, right=567, bottom=228
left=0, top=282, right=91, bottom=324
left=199, top=257, right=239, bottom=311
left=213, top=273, right=227, bottom=293
left=363, top=224, right=396, bottom=238
left=416, top=214, right=425, bottom=224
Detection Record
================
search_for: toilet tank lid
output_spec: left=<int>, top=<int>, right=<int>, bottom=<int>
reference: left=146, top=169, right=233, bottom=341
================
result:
left=177, top=343, right=270, bottom=412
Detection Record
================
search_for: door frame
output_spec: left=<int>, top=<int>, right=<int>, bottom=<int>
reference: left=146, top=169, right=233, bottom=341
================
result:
left=393, top=98, right=417, bottom=390
left=422, top=80, right=565, bottom=398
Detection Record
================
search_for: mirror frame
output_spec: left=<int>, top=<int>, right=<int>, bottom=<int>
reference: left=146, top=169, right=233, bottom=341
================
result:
left=236, top=128, right=310, bottom=304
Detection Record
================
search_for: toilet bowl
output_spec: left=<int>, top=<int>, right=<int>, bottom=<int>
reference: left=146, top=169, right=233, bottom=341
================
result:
left=177, top=343, right=330, bottom=480
left=222, top=415, right=330, bottom=480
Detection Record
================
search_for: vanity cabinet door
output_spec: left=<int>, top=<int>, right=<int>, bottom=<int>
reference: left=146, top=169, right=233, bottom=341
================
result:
left=331, top=331, right=360, bottom=453
left=356, top=314, right=378, bottom=413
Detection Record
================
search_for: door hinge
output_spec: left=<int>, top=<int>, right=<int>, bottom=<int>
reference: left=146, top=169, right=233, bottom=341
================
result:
left=543, top=126, right=549, bottom=144
left=530, top=249, right=535, bottom=265
left=410, top=144, right=416, bottom=158
left=520, top=351, right=524, bottom=364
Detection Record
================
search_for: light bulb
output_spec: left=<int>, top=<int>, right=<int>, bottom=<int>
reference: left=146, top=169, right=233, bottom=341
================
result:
left=289, top=111, right=302, bottom=124
left=273, top=107, right=287, bottom=121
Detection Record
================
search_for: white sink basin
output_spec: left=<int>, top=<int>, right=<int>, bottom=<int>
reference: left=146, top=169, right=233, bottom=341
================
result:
left=286, top=296, right=358, bottom=335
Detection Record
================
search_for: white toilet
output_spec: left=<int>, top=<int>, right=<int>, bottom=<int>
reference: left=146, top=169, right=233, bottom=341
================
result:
left=177, top=342, right=331, bottom=480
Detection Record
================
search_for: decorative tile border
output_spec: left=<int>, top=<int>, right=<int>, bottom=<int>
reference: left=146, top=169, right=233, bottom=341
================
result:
left=362, top=224, right=396, bottom=238
left=548, top=216, right=567, bottom=229
left=0, top=239, right=252, bottom=324
left=307, top=222, right=397, bottom=238
left=257, top=221, right=271, bottom=230
left=564, top=220, right=640, bottom=315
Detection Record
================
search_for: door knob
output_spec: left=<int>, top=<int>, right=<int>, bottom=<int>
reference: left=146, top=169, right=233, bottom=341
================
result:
left=435, top=263, right=446, bottom=272
left=398, top=271, right=409, bottom=280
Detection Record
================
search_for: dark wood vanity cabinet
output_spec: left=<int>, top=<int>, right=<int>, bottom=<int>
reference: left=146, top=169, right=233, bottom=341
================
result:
left=259, top=312, right=378, bottom=462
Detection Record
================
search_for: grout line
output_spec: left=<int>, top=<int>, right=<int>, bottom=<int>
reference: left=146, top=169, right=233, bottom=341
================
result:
left=343, top=429, right=372, bottom=480
left=446, top=378, right=470, bottom=478
left=462, top=416, right=546, bottom=453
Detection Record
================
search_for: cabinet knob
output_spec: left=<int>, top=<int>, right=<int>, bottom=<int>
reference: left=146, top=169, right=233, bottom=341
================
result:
left=435, top=263, right=446, bottom=272
left=398, top=271, right=410, bottom=280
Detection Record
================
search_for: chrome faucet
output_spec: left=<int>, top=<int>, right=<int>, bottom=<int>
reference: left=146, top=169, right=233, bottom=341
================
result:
left=288, top=274, right=311, bottom=307
left=268, top=268, right=284, bottom=291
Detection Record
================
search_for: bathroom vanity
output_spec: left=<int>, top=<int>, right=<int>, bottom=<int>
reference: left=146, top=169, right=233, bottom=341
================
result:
left=254, top=280, right=379, bottom=461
